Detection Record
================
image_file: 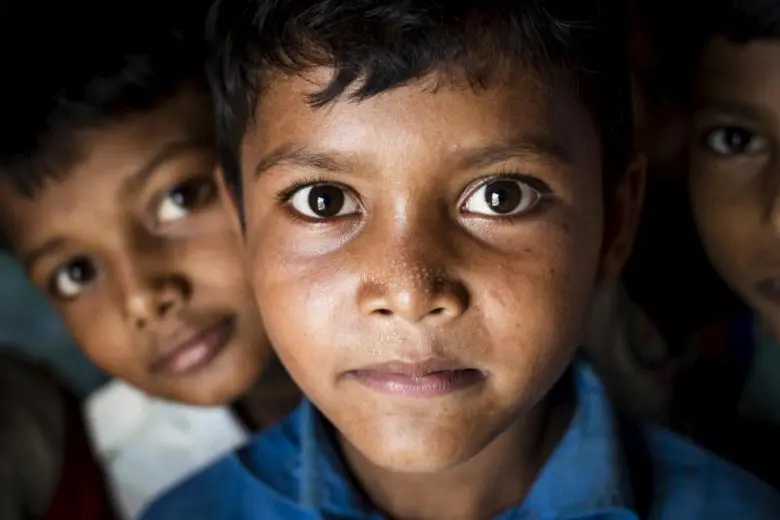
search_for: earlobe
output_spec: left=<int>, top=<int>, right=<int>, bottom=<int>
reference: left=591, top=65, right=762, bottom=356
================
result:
left=214, top=165, right=245, bottom=243
left=597, top=152, right=647, bottom=284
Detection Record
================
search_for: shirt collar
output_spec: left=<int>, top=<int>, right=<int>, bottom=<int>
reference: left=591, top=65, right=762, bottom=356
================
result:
left=294, top=360, right=638, bottom=519
left=515, top=361, right=636, bottom=518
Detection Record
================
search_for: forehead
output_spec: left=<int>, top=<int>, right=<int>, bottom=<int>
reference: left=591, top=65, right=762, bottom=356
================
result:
left=696, top=37, right=780, bottom=103
left=243, top=67, right=598, bottom=170
left=0, top=89, right=213, bottom=245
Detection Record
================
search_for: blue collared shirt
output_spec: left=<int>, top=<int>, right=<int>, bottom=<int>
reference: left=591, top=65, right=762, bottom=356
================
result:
left=142, top=361, right=780, bottom=519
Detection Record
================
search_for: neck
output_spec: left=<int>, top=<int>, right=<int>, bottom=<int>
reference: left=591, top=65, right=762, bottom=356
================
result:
left=340, top=376, right=574, bottom=520
left=233, top=355, right=301, bottom=431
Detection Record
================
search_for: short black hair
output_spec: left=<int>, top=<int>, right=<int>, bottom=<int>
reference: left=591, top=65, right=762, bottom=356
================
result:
left=206, top=0, right=632, bottom=201
left=654, top=0, right=780, bottom=97
left=699, top=0, right=780, bottom=42
left=0, top=0, right=211, bottom=197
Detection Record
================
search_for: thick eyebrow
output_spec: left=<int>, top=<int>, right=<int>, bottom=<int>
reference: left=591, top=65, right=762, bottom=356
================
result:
left=254, top=144, right=350, bottom=179
left=22, top=236, right=67, bottom=271
left=253, top=135, right=570, bottom=180
left=696, top=97, right=767, bottom=121
left=22, top=139, right=211, bottom=271
left=455, top=136, right=571, bottom=170
left=123, top=138, right=213, bottom=193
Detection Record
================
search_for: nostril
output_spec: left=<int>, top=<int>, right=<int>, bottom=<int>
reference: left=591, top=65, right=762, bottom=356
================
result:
left=158, top=300, right=176, bottom=317
left=374, top=309, right=393, bottom=316
left=430, top=307, right=445, bottom=316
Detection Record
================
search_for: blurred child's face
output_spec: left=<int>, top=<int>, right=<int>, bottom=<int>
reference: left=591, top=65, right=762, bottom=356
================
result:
left=0, top=88, right=269, bottom=405
left=689, top=37, right=780, bottom=336
left=228, top=67, right=641, bottom=473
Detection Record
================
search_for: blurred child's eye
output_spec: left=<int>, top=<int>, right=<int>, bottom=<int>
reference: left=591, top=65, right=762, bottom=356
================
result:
left=287, top=183, right=359, bottom=220
left=156, top=177, right=216, bottom=223
left=461, top=176, right=547, bottom=217
left=703, top=126, right=768, bottom=157
left=49, top=256, right=97, bottom=299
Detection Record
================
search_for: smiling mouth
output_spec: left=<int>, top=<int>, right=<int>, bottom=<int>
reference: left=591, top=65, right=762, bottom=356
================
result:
left=151, top=315, right=236, bottom=376
left=345, top=358, right=486, bottom=398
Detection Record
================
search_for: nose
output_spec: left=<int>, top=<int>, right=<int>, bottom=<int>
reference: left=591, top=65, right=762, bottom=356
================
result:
left=356, top=230, right=469, bottom=325
left=115, top=257, right=191, bottom=330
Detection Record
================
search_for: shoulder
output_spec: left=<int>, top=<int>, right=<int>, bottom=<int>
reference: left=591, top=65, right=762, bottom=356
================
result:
left=140, top=455, right=248, bottom=519
left=642, top=424, right=780, bottom=519
left=141, top=406, right=308, bottom=520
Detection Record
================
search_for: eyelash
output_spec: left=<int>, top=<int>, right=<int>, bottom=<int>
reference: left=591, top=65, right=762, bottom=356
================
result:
left=275, top=175, right=329, bottom=203
left=466, top=171, right=552, bottom=195
left=276, top=172, right=551, bottom=198
left=273, top=170, right=553, bottom=228
left=465, top=171, right=554, bottom=221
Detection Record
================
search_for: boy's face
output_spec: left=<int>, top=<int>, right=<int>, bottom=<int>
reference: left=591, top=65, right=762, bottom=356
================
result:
left=230, top=67, right=641, bottom=472
left=689, top=38, right=780, bottom=336
left=0, top=88, right=269, bottom=405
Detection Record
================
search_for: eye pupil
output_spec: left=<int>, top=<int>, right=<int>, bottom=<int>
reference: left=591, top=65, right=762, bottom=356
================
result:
left=484, top=180, right=523, bottom=214
left=308, top=185, right=345, bottom=217
left=171, top=179, right=213, bottom=208
left=726, top=128, right=748, bottom=150
left=66, top=258, right=94, bottom=283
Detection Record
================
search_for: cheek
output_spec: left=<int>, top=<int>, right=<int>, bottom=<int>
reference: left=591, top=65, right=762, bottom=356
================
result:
left=251, top=246, right=349, bottom=367
left=63, top=303, right=141, bottom=378
left=481, top=233, right=600, bottom=353
left=690, top=175, right=760, bottom=280
left=182, top=230, right=254, bottom=296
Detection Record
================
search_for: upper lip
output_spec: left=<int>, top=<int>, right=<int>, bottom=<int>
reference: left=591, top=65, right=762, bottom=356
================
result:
left=351, top=357, right=474, bottom=377
left=150, top=316, right=232, bottom=371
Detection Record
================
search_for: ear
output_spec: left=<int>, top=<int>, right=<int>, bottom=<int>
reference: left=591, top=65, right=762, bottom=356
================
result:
left=215, top=165, right=244, bottom=243
left=597, top=152, right=647, bottom=284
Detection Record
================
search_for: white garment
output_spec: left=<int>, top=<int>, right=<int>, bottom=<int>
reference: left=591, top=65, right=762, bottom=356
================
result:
left=84, top=380, right=248, bottom=519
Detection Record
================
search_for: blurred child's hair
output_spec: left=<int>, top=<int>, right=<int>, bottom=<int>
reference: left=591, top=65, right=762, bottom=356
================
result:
left=0, top=350, right=63, bottom=519
left=651, top=0, right=780, bottom=98
left=700, top=0, right=780, bottom=43
left=0, top=0, right=211, bottom=198
left=205, top=0, right=633, bottom=204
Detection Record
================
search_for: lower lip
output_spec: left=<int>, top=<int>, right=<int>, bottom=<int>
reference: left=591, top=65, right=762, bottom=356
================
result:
left=157, top=317, right=235, bottom=376
left=347, top=369, right=484, bottom=398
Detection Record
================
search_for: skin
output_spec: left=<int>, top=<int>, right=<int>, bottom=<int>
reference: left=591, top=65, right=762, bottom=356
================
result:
left=223, top=66, right=644, bottom=519
left=0, top=88, right=272, bottom=406
left=689, top=37, right=780, bottom=339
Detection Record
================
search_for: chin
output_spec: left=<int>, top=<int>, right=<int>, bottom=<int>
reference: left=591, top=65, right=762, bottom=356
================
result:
left=175, top=380, right=243, bottom=407
left=348, top=426, right=485, bottom=474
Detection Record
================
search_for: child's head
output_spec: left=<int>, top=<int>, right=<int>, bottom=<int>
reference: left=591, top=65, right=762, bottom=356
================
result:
left=209, top=0, right=642, bottom=472
left=0, top=351, right=63, bottom=519
left=0, top=1, right=270, bottom=406
left=683, top=0, right=780, bottom=335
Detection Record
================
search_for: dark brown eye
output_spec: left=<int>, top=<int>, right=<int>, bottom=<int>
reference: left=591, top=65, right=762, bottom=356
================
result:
left=704, top=126, right=767, bottom=156
left=308, top=185, right=345, bottom=217
left=462, top=178, right=543, bottom=216
left=157, top=177, right=216, bottom=222
left=50, top=256, right=96, bottom=299
left=288, top=183, right=359, bottom=219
